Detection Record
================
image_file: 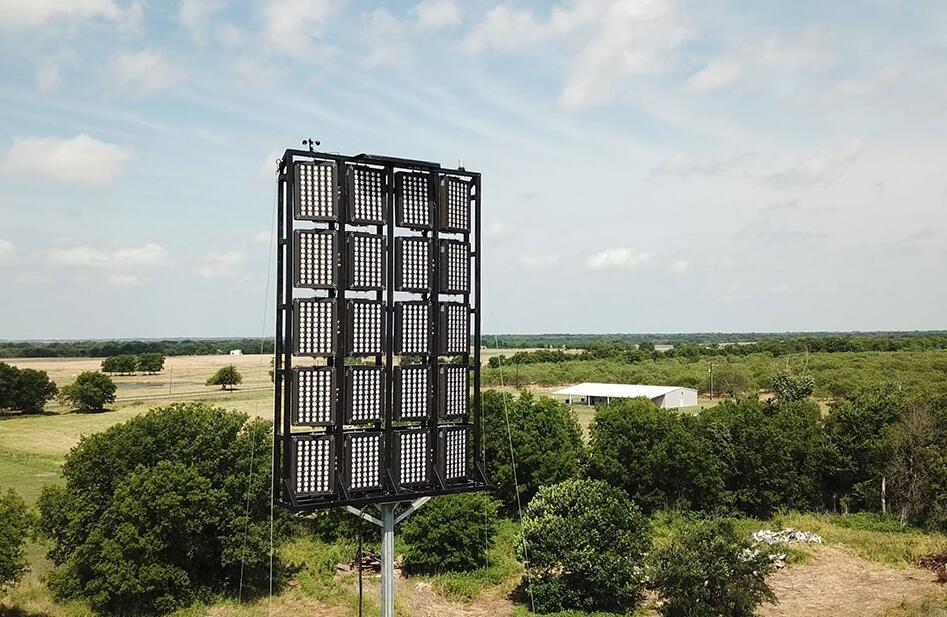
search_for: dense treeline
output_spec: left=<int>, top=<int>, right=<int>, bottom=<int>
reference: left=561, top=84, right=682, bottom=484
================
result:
left=0, top=338, right=274, bottom=359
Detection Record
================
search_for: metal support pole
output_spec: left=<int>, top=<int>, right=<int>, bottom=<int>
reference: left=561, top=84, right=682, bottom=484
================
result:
left=380, top=503, right=395, bottom=617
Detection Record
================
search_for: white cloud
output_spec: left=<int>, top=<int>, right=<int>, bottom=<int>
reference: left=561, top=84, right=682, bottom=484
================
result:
left=586, top=247, right=654, bottom=271
left=464, top=6, right=546, bottom=53
left=767, top=139, right=863, bottom=186
left=178, top=0, right=225, bottom=42
left=195, top=251, right=245, bottom=279
left=2, top=134, right=133, bottom=188
left=364, top=8, right=409, bottom=68
left=0, top=0, right=123, bottom=30
left=108, top=273, right=142, bottom=287
left=518, top=253, right=560, bottom=270
left=688, top=60, right=741, bottom=91
left=486, top=221, right=513, bottom=240
left=412, top=0, right=461, bottom=29
left=261, top=0, right=340, bottom=60
left=35, top=58, right=62, bottom=91
left=757, top=31, right=835, bottom=72
left=653, top=153, right=749, bottom=176
left=106, top=50, right=185, bottom=97
left=671, top=258, right=689, bottom=273
left=47, top=243, right=169, bottom=268
left=0, top=239, right=15, bottom=266
left=253, top=229, right=272, bottom=245
left=216, top=22, right=244, bottom=47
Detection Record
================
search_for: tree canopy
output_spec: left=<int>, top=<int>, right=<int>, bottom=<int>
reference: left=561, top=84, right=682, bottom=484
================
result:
left=206, top=365, right=242, bottom=390
left=0, top=362, right=58, bottom=413
left=59, top=371, right=117, bottom=411
left=0, top=489, right=33, bottom=589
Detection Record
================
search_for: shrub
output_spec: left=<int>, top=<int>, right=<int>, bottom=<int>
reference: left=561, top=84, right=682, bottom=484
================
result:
left=206, top=365, right=242, bottom=390
left=0, top=489, right=33, bottom=589
left=649, top=519, right=776, bottom=617
left=38, top=402, right=277, bottom=615
left=0, top=362, right=58, bottom=413
left=59, top=371, right=117, bottom=411
left=521, top=479, right=650, bottom=613
left=482, top=390, right=584, bottom=511
left=401, top=493, right=500, bottom=574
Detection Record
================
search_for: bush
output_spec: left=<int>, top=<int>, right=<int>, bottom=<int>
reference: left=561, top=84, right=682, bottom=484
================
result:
left=521, top=479, right=650, bottom=613
left=401, top=493, right=500, bottom=574
left=206, top=365, right=242, bottom=390
left=649, top=519, right=776, bottom=617
left=0, top=489, right=33, bottom=589
left=482, top=390, right=584, bottom=511
left=38, top=402, right=277, bottom=615
left=59, top=371, right=117, bottom=411
left=0, top=362, right=58, bottom=413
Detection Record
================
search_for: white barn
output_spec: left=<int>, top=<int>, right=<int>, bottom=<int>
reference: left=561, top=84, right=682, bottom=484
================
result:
left=554, top=382, right=698, bottom=409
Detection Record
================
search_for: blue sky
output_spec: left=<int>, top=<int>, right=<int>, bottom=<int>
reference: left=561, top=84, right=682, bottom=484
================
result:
left=1, top=0, right=946, bottom=339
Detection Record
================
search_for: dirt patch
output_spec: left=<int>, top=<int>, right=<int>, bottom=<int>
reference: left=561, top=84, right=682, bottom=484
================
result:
left=761, top=545, right=944, bottom=617
left=399, top=578, right=516, bottom=617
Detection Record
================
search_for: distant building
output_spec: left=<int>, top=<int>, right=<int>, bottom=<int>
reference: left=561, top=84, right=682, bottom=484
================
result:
left=554, top=382, right=698, bottom=409
left=229, top=349, right=243, bottom=355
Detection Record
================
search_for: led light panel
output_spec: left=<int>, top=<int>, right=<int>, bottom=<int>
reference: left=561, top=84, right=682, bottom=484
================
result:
left=294, top=161, right=337, bottom=221
left=346, top=300, right=384, bottom=356
left=346, top=233, right=384, bottom=290
left=347, top=165, right=385, bottom=224
left=292, top=435, right=334, bottom=496
left=438, top=426, right=470, bottom=482
left=438, top=302, right=469, bottom=356
left=395, top=172, right=433, bottom=230
left=395, top=301, right=430, bottom=355
left=439, top=176, right=471, bottom=233
left=294, top=230, right=337, bottom=289
left=395, top=237, right=433, bottom=292
left=292, top=366, right=336, bottom=425
left=345, top=432, right=382, bottom=491
left=439, top=365, right=469, bottom=420
left=439, top=240, right=469, bottom=294
left=294, top=299, right=336, bottom=356
left=344, top=366, right=384, bottom=424
left=393, top=365, right=431, bottom=420
left=394, top=429, right=429, bottom=487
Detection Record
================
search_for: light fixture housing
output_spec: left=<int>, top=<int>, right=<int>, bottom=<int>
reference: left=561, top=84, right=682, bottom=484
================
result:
left=438, top=176, right=471, bottom=233
left=294, top=161, right=337, bottom=221
left=344, top=365, right=384, bottom=424
left=346, top=299, right=384, bottom=356
left=438, top=239, right=470, bottom=294
left=294, top=298, right=336, bottom=356
left=395, top=301, right=431, bottom=355
left=438, top=302, right=469, bottom=356
left=395, top=172, right=433, bottom=230
left=393, top=365, right=431, bottom=421
left=344, top=432, right=383, bottom=492
left=438, top=365, right=469, bottom=420
left=395, top=237, right=433, bottom=292
left=292, top=435, right=335, bottom=496
left=346, top=165, right=385, bottom=225
left=292, top=366, right=336, bottom=426
left=346, top=232, right=385, bottom=290
left=393, top=428, right=430, bottom=487
left=294, top=230, right=337, bottom=289
left=437, top=425, right=470, bottom=483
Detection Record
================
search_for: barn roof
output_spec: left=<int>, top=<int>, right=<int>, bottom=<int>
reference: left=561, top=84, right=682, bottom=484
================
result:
left=552, top=382, right=694, bottom=399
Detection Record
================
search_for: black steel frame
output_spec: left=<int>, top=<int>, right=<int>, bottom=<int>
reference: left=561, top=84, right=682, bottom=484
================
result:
left=273, top=149, right=487, bottom=511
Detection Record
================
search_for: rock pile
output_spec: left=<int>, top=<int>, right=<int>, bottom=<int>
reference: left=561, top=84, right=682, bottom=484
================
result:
left=751, top=528, right=823, bottom=545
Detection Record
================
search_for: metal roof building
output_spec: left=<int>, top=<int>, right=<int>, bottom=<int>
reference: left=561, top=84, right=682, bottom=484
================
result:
left=553, top=382, right=698, bottom=409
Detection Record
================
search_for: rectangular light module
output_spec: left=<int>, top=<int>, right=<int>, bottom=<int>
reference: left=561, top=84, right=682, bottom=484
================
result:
left=439, top=176, right=471, bottom=233
left=394, top=428, right=430, bottom=487
left=344, top=365, right=384, bottom=424
left=344, top=432, right=383, bottom=492
left=438, top=365, right=469, bottom=420
left=346, top=232, right=385, bottom=290
left=438, top=425, right=470, bottom=483
left=294, top=230, right=337, bottom=289
left=395, top=172, right=433, bottom=230
left=346, top=165, right=385, bottom=225
left=395, top=237, right=433, bottom=292
left=438, top=239, right=469, bottom=294
left=395, top=301, right=431, bottom=355
left=294, top=298, right=336, bottom=356
left=294, top=161, right=337, bottom=221
left=438, top=302, right=469, bottom=356
left=292, top=435, right=335, bottom=496
left=292, top=366, right=336, bottom=426
left=346, top=299, right=384, bottom=356
left=393, top=365, right=431, bottom=421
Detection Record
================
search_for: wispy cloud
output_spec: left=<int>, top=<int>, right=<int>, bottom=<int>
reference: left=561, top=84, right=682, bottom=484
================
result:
left=47, top=243, right=169, bottom=268
left=195, top=251, right=245, bottom=279
left=106, top=50, right=185, bottom=97
left=2, top=134, right=133, bottom=188
left=518, top=253, right=560, bottom=270
left=0, top=239, right=16, bottom=266
left=767, top=139, right=863, bottom=186
left=108, top=273, right=143, bottom=287
left=586, top=248, right=654, bottom=271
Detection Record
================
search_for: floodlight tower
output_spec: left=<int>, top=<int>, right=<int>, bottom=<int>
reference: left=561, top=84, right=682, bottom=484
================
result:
left=272, top=146, right=488, bottom=617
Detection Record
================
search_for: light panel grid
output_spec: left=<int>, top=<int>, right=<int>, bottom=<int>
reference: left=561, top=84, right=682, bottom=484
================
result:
left=294, top=230, right=337, bottom=289
left=438, top=303, right=469, bottom=356
left=439, top=240, right=469, bottom=294
left=345, top=432, right=382, bottom=492
left=439, top=176, right=471, bottom=233
left=346, top=300, right=384, bottom=356
left=344, top=366, right=384, bottom=424
left=347, top=165, right=385, bottom=224
left=439, top=426, right=470, bottom=482
left=393, top=365, right=431, bottom=420
left=294, top=161, right=337, bottom=221
left=346, top=233, right=385, bottom=290
left=395, top=237, right=433, bottom=292
left=292, top=367, right=335, bottom=426
left=395, top=302, right=431, bottom=355
left=292, top=435, right=334, bottom=496
left=294, top=299, right=336, bottom=356
left=395, top=429, right=429, bottom=487
left=395, top=172, right=433, bottom=230
left=439, top=365, right=469, bottom=420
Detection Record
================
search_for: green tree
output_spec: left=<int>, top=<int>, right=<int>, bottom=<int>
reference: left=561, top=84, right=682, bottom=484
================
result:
left=521, top=479, right=650, bottom=613
left=482, top=390, right=584, bottom=511
left=771, top=366, right=815, bottom=402
left=401, top=493, right=500, bottom=574
left=587, top=398, right=725, bottom=512
left=649, top=519, right=776, bottom=617
left=885, top=402, right=947, bottom=530
left=0, top=489, right=33, bottom=589
left=59, top=371, right=117, bottom=411
left=136, top=353, right=166, bottom=374
left=101, top=355, right=138, bottom=375
left=206, top=365, right=242, bottom=391
left=38, top=403, right=275, bottom=615
left=0, top=363, right=58, bottom=413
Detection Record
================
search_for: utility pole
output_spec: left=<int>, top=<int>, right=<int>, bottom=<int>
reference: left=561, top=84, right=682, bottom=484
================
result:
left=169, top=364, right=173, bottom=395
left=709, top=361, right=714, bottom=400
